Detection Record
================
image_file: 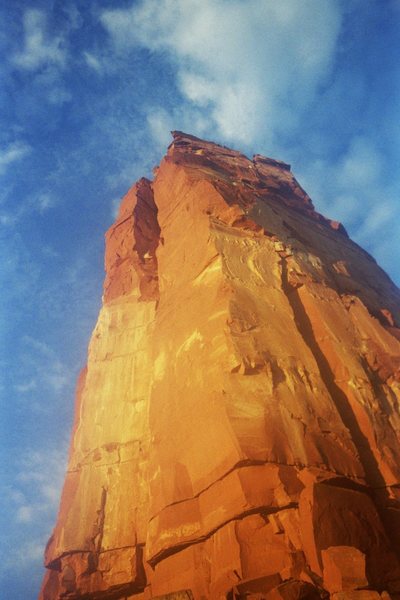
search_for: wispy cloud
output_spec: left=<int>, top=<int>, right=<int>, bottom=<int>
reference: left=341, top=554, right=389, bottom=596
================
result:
left=83, top=50, right=103, bottom=74
left=19, top=336, right=69, bottom=394
left=336, top=136, right=383, bottom=189
left=101, top=0, right=342, bottom=148
left=1, top=443, right=68, bottom=578
left=61, top=3, right=84, bottom=31
left=36, top=192, right=57, bottom=213
left=12, top=9, right=67, bottom=71
left=0, top=189, right=58, bottom=227
left=111, top=196, right=122, bottom=219
left=16, top=505, right=35, bottom=524
left=0, top=142, right=31, bottom=175
left=296, top=133, right=400, bottom=279
left=7, top=539, right=46, bottom=567
left=146, top=108, right=175, bottom=149
left=8, top=8, right=72, bottom=111
left=14, top=379, right=37, bottom=394
left=16, top=446, right=68, bottom=500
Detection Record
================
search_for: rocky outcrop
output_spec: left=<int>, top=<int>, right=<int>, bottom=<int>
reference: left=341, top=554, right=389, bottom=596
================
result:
left=40, top=132, right=400, bottom=600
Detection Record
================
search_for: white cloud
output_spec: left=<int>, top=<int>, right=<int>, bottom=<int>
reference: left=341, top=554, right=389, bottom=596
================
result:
left=83, top=51, right=103, bottom=73
left=146, top=105, right=209, bottom=148
left=13, top=9, right=67, bottom=71
left=336, top=137, right=383, bottom=188
left=19, top=336, right=69, bottom=393
left=0, top=187, right=58, bottom=228
left=16, top=505, right=34, bottom=524
left=0, top=214, right=15, bottom=225
left=8, top=489, right=26, bottom=505
left=297, top=136, right=386, bottom=220
left=2, top=536, right=47, bottom=572
left=22, top=336, right=54, bottom=358
left=36, top=192, right=57, bottom=212
left=40, top=482, right=62, bottom=505
left=146, top=108, right=175, bottom=149
left=0, top=142, right=31, bottom=175
left=0, top=442, right=68, bottom=581
left=295, top=133, right=400, bottom=285
left=47, top=86, right=72, bottom=105
left=0, top=534, right=46, bottom=581
left=101, top=0, right=342, bottom=147
left=13, top=539, right=45, bottom=565
left=111, top=197, right=121, bottom=219
left=62, top=3, right=84, bottom=30
left=357, top=202, right=395, bottom=239
left=14, top=379, right=37, bottom=393
left=45, top=371, right=69, bottom=392
left=331, top=138, right=388, bottom=230
left=15, top=445, right=68, bottom=515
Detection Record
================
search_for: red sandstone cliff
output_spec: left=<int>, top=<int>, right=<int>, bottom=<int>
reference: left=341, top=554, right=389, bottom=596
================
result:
left=40, top=132, right=400, bottom=600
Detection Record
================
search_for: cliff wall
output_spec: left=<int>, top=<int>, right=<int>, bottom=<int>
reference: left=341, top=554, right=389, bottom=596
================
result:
left=40, top=132, right=400, bottom=600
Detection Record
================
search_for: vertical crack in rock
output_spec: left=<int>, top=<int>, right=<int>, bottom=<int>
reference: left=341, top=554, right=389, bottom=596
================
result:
left=104, top=177, right=160, bottom=303
left=93, top=487, right=107, bottom=553
left=278, top=257, right=400, bottom=559
left=280, top=256, right=386, bottom=490
left=132, top=179, right=161, bottom=302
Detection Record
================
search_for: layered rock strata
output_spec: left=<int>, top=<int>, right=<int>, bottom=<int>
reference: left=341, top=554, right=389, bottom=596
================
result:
left=40, top=132, right=400, bottom=600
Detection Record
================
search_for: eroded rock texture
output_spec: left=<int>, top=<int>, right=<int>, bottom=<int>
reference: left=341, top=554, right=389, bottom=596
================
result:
left=40, top=132, right=400, bottom=600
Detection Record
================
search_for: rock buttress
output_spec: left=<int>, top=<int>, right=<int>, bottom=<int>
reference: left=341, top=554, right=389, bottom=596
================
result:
left=40, top=132, right=400, bottom=600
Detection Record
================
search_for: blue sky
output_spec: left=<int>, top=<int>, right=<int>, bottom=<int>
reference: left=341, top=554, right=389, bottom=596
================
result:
left=0, top=1, right=399, bottom=598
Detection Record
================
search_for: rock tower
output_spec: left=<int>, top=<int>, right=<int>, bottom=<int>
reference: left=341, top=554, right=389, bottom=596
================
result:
left=40, top=132, right=400, bottom=600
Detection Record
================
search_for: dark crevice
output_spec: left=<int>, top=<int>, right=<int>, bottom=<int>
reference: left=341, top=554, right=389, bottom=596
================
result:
left=93, top=487, right=107, bottom=554
left=63, top=581, right=145, bottom=600
left=279, top=258, right=400, bottom=567
left=104, top=178, right=160, bottom=303
left=280, top=257, right=387, bottom=492
left=46, top=545, right=147, bottom=600
left=147, top=502, right=298, bottom=568
left=149, top=458, right=268, bottom=522
left=132, top=180, right=161, bottom=302
left=152, top=591, right=194, bottom=600
left=148, top=448, right=386, bottom=526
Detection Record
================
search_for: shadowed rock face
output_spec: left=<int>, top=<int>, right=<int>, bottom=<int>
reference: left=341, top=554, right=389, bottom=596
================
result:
left=40, top=132, right=400, bottom=600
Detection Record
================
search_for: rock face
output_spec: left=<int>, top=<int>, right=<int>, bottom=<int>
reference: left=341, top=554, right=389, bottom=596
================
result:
left=40, top=132, right=400, bottom=600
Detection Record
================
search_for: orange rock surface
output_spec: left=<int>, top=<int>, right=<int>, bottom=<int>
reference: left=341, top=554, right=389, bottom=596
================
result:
left=40, top=132, right=400, bottom=600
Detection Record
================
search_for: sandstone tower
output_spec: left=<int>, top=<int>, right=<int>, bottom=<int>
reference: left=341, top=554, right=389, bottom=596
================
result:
left=40, top=132, right=400, bottom=600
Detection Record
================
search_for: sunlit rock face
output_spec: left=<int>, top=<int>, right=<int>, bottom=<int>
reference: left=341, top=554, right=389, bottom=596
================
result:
left=40, top=132, right=400, bottom=600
